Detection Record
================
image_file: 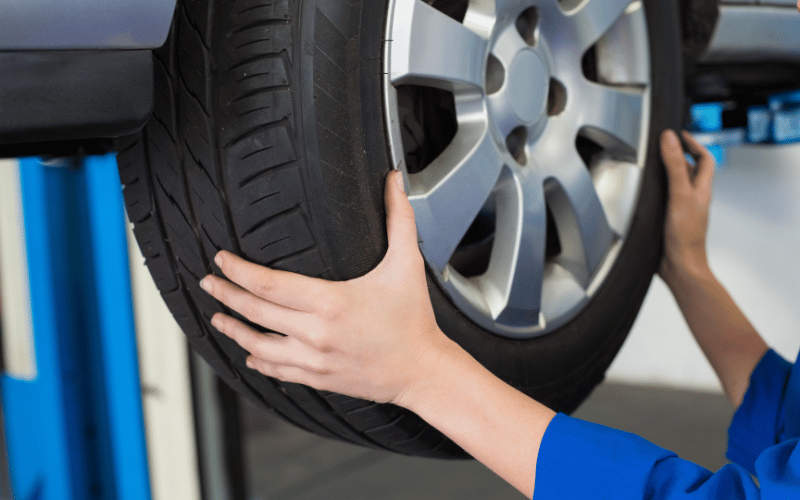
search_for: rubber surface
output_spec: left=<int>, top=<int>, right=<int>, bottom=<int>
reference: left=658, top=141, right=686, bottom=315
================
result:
left=118, top=0, right=683, bottom=458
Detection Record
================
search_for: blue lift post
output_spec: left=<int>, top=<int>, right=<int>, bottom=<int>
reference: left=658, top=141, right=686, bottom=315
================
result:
left=1, top=156, right=151, bottom=500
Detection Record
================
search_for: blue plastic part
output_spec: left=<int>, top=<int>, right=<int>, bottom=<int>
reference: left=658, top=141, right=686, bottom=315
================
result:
left=690, top=90, right=800, bottom=158
left=747, top=106, right=772, bottom=144
left=689, top=103, right=727, bottom=166
left=773, top=105, right=800, bottom=144
left=1, top=157, right=151, bottom=500
left=690, top=103, right=724, bottom=132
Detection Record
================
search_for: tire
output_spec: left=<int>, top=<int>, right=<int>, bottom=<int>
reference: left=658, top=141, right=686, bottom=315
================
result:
left=117, top=0, right=683, bottom=458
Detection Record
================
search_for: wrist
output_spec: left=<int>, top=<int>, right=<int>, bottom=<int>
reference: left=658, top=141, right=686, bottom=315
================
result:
left=662, top=252, right=713, bottom=289
left=395, top=332, right=472, bottom=413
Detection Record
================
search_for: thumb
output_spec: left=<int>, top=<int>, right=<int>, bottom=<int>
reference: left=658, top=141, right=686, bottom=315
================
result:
left=384, top=171, right=419, bottom=256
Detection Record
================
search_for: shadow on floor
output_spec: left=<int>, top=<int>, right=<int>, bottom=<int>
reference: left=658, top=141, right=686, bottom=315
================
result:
left=240, top=382, right=733, bottom=500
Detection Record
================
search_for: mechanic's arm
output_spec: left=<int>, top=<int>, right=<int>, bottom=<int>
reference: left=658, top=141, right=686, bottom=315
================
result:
left=200, top=172, right=554, bottom=498
left=658, top=130, right=769, bottom=407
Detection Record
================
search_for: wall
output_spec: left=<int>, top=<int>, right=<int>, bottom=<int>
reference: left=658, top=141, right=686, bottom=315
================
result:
left=607, top=143, right=800, bottom=392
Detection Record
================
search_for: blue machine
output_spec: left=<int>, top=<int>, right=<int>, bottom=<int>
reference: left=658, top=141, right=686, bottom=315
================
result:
left=0, top=156, right=150, bottom=500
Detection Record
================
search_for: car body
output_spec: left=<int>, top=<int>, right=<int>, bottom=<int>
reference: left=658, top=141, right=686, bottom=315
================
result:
left=0, top=0, right=799, bottom=157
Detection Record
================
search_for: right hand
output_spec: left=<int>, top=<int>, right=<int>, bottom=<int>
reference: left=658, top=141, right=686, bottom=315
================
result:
left=659, top=130, right=716, bottom=285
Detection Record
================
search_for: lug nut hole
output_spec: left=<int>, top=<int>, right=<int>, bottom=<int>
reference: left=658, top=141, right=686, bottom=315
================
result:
left=516, top=7, right=539, bottom=46
left=547, top=78, right=567, bottom=116
left=506, top=126, right=528, bottom=165
left=486, top=54, right=505, bottom=95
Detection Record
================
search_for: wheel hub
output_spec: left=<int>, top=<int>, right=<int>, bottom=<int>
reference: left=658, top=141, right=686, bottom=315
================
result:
left=384, top=0, right=652, bottom=339
left=507, top=50, right=548, bottom=125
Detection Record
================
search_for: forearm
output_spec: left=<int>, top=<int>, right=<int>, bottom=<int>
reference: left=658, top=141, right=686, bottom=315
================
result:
left=663, top=263, right=768, bottom=407
left=399, top=337, right=556, bottom=499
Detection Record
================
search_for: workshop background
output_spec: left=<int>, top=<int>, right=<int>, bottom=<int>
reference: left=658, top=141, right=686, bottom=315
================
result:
left=0, top=102, right=798, bottom=500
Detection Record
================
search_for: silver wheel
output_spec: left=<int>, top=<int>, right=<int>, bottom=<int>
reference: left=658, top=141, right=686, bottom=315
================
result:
left=384, top=0, right=652, bottom=339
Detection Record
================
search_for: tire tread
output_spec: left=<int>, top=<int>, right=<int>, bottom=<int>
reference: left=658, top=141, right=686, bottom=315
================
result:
left=120, top=0, right=459, bottom=456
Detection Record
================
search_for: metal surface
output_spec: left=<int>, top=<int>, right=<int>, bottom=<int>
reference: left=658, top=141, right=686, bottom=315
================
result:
left=700, top=4, right=800, bottom=63
left=0, top=158, right=151, bottom=500
left=384, top=0, right=651, bottom=338
left=1, top=160, right=103, bottom=500
left=83, top=155, right=152, bottom=500
left=0, top=0, right=176, bottom=50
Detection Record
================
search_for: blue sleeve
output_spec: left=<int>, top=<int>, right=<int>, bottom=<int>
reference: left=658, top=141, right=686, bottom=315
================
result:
left=533, top=349, right=800, bottom=499
left=534, top=413, right=761, bottom=500
left=727, top=349, right=793, bottom=474
left=533, top=414, right=800, bottom=500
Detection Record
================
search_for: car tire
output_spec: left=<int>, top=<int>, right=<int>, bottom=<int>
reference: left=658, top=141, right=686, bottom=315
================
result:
left=117, top=0, right=683, bottom=458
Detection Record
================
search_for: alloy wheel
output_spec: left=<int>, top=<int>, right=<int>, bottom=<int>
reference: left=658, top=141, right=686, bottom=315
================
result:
left=384, top=0, right=652, bottom=338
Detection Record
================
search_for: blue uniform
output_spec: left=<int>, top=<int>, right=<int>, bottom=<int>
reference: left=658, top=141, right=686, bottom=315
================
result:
left=534, top=349, right=800, bottom=499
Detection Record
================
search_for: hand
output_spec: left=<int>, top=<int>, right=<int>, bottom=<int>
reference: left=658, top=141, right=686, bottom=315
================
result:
left=659, top=130, right=716, bottom=286
left=200, top=171, right=456, bottom=407
left=204, top=172, right=555, bottom=499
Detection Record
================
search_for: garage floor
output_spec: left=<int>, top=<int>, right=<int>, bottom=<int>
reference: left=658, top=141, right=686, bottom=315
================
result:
left=241, top=382, right=733, bottom=500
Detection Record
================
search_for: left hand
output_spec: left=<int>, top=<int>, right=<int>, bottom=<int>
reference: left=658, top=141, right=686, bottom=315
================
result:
left=658, top=130, right=716, bottom=285
left=200, top=171, right=457, bottom=407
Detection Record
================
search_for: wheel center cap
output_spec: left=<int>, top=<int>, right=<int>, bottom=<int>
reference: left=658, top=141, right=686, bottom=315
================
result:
left=508, top=50, right=548, bottom=124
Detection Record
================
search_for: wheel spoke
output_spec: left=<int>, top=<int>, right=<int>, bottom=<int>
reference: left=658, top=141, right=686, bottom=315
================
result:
left=390, top=0, right=489, bottom=91
left=595, top=0, right=650, bottom=85
left=560, top=0, right=632, bottom=52
left=409, top=121, right=504, bottom=271
left=540, top=262, right=588, bottom=324
left=578, top=82, right=645, bottom=154
left=463, top=0, right=522, bottom=38
left=481, top=168, right=547, bottom=326
left=591, top=156, right=642, bottom=236
left=542, top=149, right=616, bottom=285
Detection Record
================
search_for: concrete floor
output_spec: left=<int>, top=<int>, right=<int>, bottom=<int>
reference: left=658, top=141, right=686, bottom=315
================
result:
left=241, top=383, right=733, bottom=500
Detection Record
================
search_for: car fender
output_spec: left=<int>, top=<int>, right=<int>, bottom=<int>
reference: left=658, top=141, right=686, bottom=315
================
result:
left=0, top=0, right=177, bottom=50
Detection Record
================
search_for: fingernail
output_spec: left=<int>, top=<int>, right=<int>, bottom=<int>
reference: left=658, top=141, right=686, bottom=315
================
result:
left=214, top=252, right=223, bottom=267
left=394, top=171, right=405, bottom=193
left=665, top=130, right=679, bottom=148
left=246, top=358, right=255, bottom=369
left=200, top=277, right=212, bottom=293
left=211, top=314, right=222, bottom=330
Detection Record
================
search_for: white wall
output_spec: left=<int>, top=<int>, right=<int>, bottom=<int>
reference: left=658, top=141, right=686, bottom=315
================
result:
left=607, top=143, right=800, bottom=392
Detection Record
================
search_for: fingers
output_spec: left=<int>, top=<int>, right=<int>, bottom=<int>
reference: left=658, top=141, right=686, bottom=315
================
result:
left=211, top=315, right=325, bottom=381
left=661, top=130, right=716, bottom=194
left=211, top=313, right=290, bottom=360
left=201, top=274, right=310, bottom=337
left=384, top=170, right=419, bottom=258
left=214, top=251, right=328, bottom=312
left=681, top=131, right=716, bottom=192
left=245, top=356, right=317, bottom=387
left=661, top=129, right=690, bottom=193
